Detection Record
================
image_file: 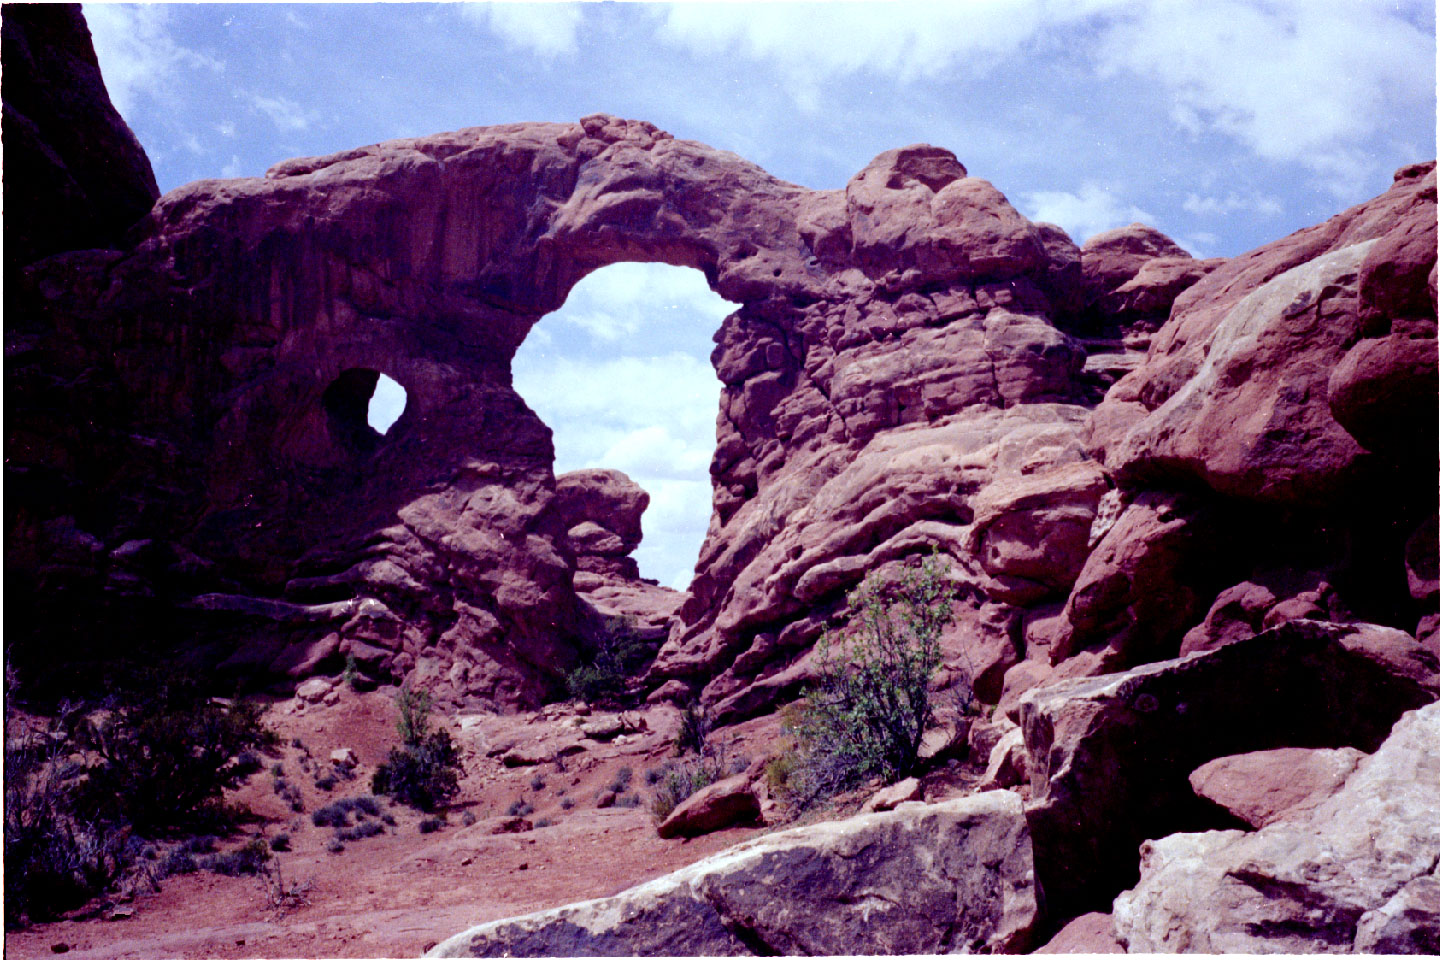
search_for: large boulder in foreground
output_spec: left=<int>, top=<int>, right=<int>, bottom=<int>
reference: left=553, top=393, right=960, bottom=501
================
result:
left=1114, top=701, right=1440, bottom=953
left=428, top=791, right=1038, bottom=956
left=1019, top=619, right=1437, bottom=921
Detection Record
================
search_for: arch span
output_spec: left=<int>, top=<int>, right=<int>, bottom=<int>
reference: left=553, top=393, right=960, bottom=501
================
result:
left=20, top=116, right=1086, bottom=709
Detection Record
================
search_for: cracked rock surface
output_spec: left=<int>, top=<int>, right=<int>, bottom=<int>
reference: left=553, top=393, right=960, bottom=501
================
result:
left=428, top=791, right=1038, bottom=957
left=1113, top=701, right=1440, bottom=953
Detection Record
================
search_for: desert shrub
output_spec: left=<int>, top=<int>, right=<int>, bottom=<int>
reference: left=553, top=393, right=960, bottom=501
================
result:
left=269, top=834, right=291, bottom=853
left=529, top=773, right=546, bottom=791
left=674, top=701, right=711, bottom=756
left=233, top=750, right=264, bottom=779
left=371, top=686, right=461, bottom=812
left=564, top=616, right=653, bottom=706
left=461, top=810, right=477, bottom=826
left=3, top=730, right=128, bottom=925
left=607, top=766, right=634, bottom=794
left=340, top=654, right=360, bottom=691
left=418, top=817, right=444, bottom=834
left=315, top=774, right=337, bottom=792
left=506, top=799, right=534, bottom=817
left=785, top=554, right=960, bottom=807
left=336, top=820, right=384, bottom=843
left=74, top=673, right=276, bottom=834
left=312, top=804, right=348, bottom=828
left=560, top=796, right=575, bottom=810
left=326, top=838, right=345, bottom=854
left=614, top=792, right=641, bottom=809
left=4, top=672, right=275, bottom=927
left=647, top=758, right=725, bottom=822
left=202, top=838, right=271, bottom=877
left=160, top=849, right=198, bottom=877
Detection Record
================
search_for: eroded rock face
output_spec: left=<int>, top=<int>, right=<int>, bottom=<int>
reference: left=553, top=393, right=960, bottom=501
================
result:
left=429, top=791, right=1038, bottom=957
left=0, top=4, right=158, bottom=269
left=8, top=12, right=1436, bottom=720
left=10, top=101, right=1142, bottom=708
left=1019, top=619, right=1436, bottom=921
left=1113, top=701, right=1440, bottom=954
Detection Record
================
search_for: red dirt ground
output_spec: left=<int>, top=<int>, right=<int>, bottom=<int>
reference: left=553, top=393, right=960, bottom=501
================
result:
left=5, top=688, right=784, bottom=959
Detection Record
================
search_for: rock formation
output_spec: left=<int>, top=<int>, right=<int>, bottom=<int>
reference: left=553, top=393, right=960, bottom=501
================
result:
left=1113, top=701, right=1440, bottom=953
left=6, top=10, right=1438, bottom=948
left=428, top=791, right=1038, bottom=956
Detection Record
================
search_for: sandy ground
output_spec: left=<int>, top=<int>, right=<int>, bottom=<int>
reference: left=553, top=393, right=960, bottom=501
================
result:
left=5, top=687, right=784, bottom=959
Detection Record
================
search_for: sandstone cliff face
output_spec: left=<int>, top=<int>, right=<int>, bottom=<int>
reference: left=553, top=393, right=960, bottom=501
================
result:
left=1, top=4, right=159, bottom=269
left=6, top=12, right=1434, bottom=728
left=8, top=101, right=1434, bottom=720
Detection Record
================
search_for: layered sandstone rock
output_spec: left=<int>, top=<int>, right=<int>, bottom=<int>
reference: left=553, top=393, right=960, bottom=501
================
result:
left=1019, top=619, right=1436, bottom=920
left=7, top=8, right=1435, bottom=724
left=429, top=791, right=1038, bottom=956
left=11, top=97, right=1155, bottom=708
left=0, top=4, right=158, bottom=268
left=1113, top=702, right=1440, bottom=953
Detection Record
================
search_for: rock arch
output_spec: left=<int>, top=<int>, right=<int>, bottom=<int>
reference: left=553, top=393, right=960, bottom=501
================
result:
left=18, top=115, right=1097, bottom=708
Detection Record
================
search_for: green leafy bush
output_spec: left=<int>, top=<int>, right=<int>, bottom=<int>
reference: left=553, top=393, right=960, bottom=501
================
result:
left=785, top=554, right=960, bottom=807
left=565, top=616, right=653, bottom=705
left=371, top=686, right=461, bottom=812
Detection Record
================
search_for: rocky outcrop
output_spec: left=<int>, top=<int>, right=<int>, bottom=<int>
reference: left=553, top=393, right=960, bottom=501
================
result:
left=1019, top=619, right=1437, bottom=921
left=1113, top=701, right=1440, bottom=953
left=429, top=791, right=1038, bottom=957
left=655, top=774, right=762, bottom=839
left=1188, top=746, right=1366, bottom=829
left=0, top=4, right=158, bottom=269
left=7, top=11, right=1436, bottom=728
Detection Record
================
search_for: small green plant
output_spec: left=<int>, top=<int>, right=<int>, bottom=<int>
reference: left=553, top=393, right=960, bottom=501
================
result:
left=785, top=554, right=960, bottom=808
left=340, top=654, right=360, bottom=691
left=371, top=685, right=462, bottom=812
left=674, top=700, right=711, bottom=756
left=564, top=616, right=653, bottom=706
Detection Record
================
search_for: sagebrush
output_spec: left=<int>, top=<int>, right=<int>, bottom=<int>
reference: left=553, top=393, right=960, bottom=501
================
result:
left=784, top=553, right=962, bottom=807
left=371, top=685, right=461, bottom=812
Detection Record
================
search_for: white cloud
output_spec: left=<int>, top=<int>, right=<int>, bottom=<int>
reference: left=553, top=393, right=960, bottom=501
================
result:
left=555, top=262, right=735, bottom=342
left=1094, top=0, right=1433, bottom=193
left=459, top=3, right=584, bottom=57
left=214, top=120, right=237, bottom=138
left=83, top=4, right=223, bottom=117
left=1182, top=192, right=1283, bottom=218
left=649, top=1, right=1432, bottom=191
left=244, top=92, right=316, bottom=133
left=1020, top=182, right=1158, bottom=243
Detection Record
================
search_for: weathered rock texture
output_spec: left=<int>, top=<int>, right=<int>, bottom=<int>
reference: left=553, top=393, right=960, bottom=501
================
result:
left=1188, top=746, right=1366, bottom=829
left=1019, top=619, right=1437, bottom=921
left=1113, top=701, right=1440, bottom=954
left=5, top=105, right=1134, bottom=708
left=6, top=8, right=1436, bottom=731
left=0, top=4, right=158, bottom=269
left=428, top=791, right=1038, bottom=956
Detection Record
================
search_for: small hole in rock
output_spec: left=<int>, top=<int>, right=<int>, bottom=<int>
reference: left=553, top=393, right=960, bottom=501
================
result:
left=368, top=373, right=407, bottom=434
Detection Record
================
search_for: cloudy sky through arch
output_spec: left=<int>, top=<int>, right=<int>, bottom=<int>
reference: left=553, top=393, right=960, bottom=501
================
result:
left=81, top=1, right=1436, bottom=588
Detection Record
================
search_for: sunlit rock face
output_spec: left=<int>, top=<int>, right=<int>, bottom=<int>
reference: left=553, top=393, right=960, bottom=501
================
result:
left=9, top=59, right=1434, bottom=713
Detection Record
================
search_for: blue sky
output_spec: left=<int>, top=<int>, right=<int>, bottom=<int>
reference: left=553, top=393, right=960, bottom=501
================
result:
left=83, top=1, right=1436, bottom=589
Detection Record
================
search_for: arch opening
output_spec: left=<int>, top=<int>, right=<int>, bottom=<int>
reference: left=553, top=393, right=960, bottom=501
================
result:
left=513, top=262, right=738, bottom=590
left=368, top=373, right=407, bottom=434
left=322, top=368, right=407, bottom=454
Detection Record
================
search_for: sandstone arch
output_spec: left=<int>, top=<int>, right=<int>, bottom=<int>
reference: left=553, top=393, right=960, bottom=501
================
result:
left=15, top=114, right=1111, bottom=708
